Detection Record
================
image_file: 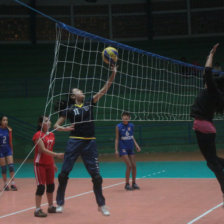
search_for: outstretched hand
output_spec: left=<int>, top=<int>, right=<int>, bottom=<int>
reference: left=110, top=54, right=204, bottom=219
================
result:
left=205, top=43, right=219, bottom=68
left=210, top=43, right=219, bottom=55
left=110, top=64, right=118, bottom=73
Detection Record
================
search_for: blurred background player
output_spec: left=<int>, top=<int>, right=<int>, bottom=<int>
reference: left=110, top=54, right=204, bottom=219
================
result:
left=191, top=43, right=224, bottom=204
left=33, top=116, right=64, bottom=217
left=115, top=111, right=141, bottom=190
left=0, top=115, right=17, bottom=191
left=54, top=65, right=117, bottom=216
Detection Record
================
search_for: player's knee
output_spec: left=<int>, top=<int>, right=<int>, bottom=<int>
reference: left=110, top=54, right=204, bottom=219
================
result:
left=1, top=165, right=7, bottom=174
left=46, top=183, right=55, bottom=193
left=92, top=174, right=103, bottom=187
left=58, top=172, right=69, bottom=185
left=36, top=184, right=45, bottom=196
left=131, top=163, right=136, bottom=169
left=127, top=164, right=132, bottom=170
left=8, top=163, right=14, bottom=173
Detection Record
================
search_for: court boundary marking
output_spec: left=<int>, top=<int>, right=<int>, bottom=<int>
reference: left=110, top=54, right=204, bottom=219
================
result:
left=0, top=170, right=166, bottom=219
left=187, top=202, right=223, bottom=224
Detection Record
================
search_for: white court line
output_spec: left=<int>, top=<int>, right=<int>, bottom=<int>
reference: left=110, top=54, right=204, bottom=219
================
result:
left=0, top=170, right=166, bottom=219
left=187, top=202, right=223, bottom=224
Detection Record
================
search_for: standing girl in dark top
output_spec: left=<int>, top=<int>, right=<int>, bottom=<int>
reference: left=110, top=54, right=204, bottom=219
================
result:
left=54, top=65, right=117, bottom=216
left=190, top=43, right=224, bottom=201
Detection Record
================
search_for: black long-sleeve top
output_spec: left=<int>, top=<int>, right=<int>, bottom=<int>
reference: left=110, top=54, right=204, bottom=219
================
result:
left=190, top=67, right=221, bottom=121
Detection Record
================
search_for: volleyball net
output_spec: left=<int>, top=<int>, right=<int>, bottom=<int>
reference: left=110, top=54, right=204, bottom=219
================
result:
left=45, top=22, right=205, bottom=126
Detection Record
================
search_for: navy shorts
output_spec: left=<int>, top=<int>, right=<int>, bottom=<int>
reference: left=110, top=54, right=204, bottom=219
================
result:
left=61, top=138, right=100, bottom=177
left=0, top=146, right=12, bottom=158
left=119, top=148, right=134, bottom=157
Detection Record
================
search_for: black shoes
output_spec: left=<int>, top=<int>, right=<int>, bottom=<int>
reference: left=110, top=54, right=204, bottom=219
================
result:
left=34, top=209, right=47, bottom=217
left=125, top=183, right=132, bottom=190
left=125, top=183, right=140, bottom=190
left=132, top=183, right=140, bottom=190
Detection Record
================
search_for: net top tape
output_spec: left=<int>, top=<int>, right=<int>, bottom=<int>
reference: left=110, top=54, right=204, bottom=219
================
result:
left=58, top=22, right=204, bottom=71
left=14, top=0, right=224, bottom=75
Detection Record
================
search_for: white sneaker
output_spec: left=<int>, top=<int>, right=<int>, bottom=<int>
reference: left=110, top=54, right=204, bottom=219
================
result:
left=56, top=206, right=64, bottom=213
left=98, top=205, right=110, bottom=216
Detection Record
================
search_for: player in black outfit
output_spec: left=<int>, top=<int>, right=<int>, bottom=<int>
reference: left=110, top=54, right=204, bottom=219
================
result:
left=190, top=43, right=224, bottom=202
left=54, top=65, right=117, bottom=216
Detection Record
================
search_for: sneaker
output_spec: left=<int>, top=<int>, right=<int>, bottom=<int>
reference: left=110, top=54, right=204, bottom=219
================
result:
left=56, top=206, right=64, bottom=213
left=132, top=183, right=140, bottom=190
left=11, top=185, right=18, bottom=191
left=98, top=205, right=110, bottom=216
left=34, top=209, right=47, bottom=217
left=4, top=185, right=10, bottom=191
left=48, top=206, right=56, bottom=213
left=124, top=183, right=132, bottom=191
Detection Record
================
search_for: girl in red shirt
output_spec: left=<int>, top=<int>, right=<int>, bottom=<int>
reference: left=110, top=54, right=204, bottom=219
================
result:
left=33, top=116, right=64, bottom=218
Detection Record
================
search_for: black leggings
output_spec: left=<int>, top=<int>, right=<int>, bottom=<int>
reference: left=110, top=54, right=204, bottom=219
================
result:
left=195, top=131, right=224, bottom=194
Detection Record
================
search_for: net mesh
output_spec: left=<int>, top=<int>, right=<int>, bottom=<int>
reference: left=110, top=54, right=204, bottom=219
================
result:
left=45, top=24, right=205, bottom=126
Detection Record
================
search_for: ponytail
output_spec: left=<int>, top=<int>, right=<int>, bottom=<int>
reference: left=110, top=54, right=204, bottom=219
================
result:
left=37, top=116, right=44, bottom=131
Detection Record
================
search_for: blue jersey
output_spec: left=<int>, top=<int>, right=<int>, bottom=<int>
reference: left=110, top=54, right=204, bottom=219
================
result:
left=0, top=127, right=12, bottom=157
left=117, top=122, right=134, bottom=150
left=0, top=127, right=10, bottom=148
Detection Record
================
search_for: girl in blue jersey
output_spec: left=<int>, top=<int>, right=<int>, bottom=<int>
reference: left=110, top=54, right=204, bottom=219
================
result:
left=115, top=111, right=141, bottom=190
left=54, top=65, right=117, bottom=216
left=0, top=116, right=17, bottom=191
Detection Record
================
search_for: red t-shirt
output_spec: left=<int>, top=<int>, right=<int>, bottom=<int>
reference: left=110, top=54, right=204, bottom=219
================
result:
left=33, top=131, right=55, bottom=165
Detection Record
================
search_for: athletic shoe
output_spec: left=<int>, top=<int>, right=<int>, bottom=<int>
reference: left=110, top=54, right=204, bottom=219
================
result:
left=56, top=206, right=64, bottom=213
left=124, top=183, right=132, bottom=191
left=48, top=206, right=57, bottom=213
left=11, top=185, right=18, bottom=191
left=34, top=209, right=47, bottom=217
left=98, top=205, right=110, bottom=216
left=4, top=185, right=10, bottom=191
left=132, top=183, right=140, bottom=190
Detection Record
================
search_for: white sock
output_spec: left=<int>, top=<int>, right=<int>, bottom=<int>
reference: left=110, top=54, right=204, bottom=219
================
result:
left=35, top=208, right=41, bottom=212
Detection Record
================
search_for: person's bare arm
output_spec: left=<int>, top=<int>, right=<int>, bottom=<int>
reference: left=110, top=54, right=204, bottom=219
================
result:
left=35, top=139, right=64, bottom=159
left=205, top=43, right=219, bottom=68
left=93, top=65, right=118, bottom=104
left=133, top=137, right=141, bottom=152
left=54, top=116, right=74, bottom=132
left=115, top=126, right=119, bottom=157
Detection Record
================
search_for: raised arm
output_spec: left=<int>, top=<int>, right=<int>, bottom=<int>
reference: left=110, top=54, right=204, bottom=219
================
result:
left=204, top=43, right=219, bottom=92
left=54, top=116, right=74, bottom=132
left=205, top=43, right=219, bottom=68
left=93, top=65, right=118, bottom=104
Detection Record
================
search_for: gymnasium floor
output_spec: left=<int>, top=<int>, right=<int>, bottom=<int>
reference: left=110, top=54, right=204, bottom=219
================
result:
left=0, top=152, right=224, bottom=224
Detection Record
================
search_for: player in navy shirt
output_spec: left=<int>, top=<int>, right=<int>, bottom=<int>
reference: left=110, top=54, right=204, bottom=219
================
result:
left=0, top=115, right=17, bottom=191
left=54, top=65, right=117, bottom=216
left=115, top=111, right=141, bottom=190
